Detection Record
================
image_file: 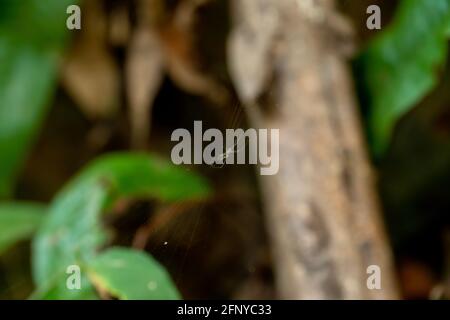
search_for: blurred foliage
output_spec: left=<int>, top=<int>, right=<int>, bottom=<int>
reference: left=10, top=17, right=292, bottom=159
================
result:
left=88, top=247, right=180, bottom=300
left=357, top=0, right=450, bottom=155
left=0, top=0, right=208, bottom=300
left=0, top=203, right=45, bottom=255
left=0, top=0, right=75, bottom=197
left=29, top=153, right=210, bottom=299
left=1, top=0, right=449, bottom=301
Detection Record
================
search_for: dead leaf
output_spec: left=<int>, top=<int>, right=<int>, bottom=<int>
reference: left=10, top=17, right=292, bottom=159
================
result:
left=61, top=0, right=120, bottom=119
left=160, top=0, right=228, bottom=105
left=126, top=27, right=164, bottom=149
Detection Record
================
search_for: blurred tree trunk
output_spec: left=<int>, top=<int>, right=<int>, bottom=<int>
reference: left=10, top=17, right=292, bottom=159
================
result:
left=228, top=0, right=398, bottom=299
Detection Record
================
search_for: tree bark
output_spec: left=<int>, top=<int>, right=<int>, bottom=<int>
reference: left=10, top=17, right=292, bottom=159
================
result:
left=228, top=0, right=398, bottom=299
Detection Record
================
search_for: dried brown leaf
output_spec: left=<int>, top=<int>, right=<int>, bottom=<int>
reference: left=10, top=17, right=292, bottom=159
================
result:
left=126, top=27, right=164, bottom=148
left=160, top=0, right=228, bottom=105
left=61, top=0, right=120, bottom=119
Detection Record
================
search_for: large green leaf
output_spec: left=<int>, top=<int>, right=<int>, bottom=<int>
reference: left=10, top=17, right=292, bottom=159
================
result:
left=357, top=0, right=450, bottom=155
left=32, top=153, right=210, bottom=299
left=88, top=247, right=180, bottom=300
left=0, top=0, right=75, bottom=198
left=0, top=47, right=56, bottom=198
left=0, top=202, right=45, bottom=255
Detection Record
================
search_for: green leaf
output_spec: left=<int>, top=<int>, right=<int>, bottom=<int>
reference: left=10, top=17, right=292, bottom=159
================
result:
left=357, top=0, right=450, bottom=155
left=32, top=153, right=210, bottom=299
left=0, top=0, right=75, bottom=49
left=0, top=0, right=75, bottom=198
left=0, top=47, right=56, bottom=198
left=88, top=247, right=180, bottom=300
left=0, top=202, right=45, bottom=255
